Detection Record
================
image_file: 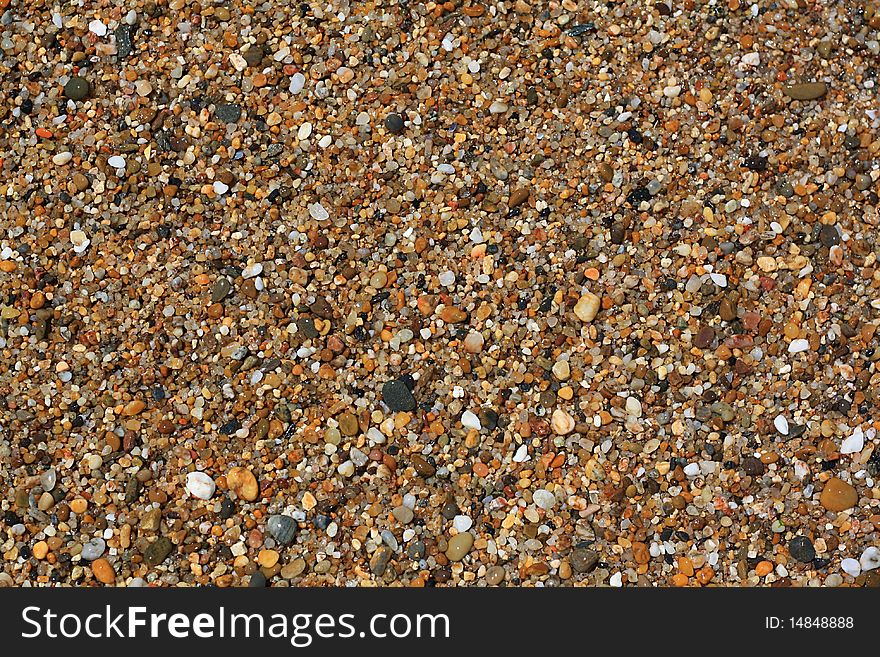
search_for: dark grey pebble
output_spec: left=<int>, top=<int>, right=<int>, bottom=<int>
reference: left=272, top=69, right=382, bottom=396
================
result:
left=382, top=379, right=416, bottom=412
left=215, top=103, right=241, bottom=123
left=789, top=536, right=816, bottom=563
left=248, top=571, right=267, bottom=587
left=267, top=514, right=297, bottom=545
left=384, top=112, right=405, bottom=134
left=64, top=76, right=90, bottom=101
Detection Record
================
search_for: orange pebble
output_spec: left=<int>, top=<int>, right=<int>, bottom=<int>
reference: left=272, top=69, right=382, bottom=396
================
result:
left=584, top=267, right=600, bottom=280
left=36, top=128, right=53, bottom=139
left=473, top=462, right=489, bottom=477
left=671, top=573, right=689, bottom=587
left=677, top=556, right=695, bottom=577
left=696, top=566, right=714, bottom=585
left=755, top=560, right=774, bottom=576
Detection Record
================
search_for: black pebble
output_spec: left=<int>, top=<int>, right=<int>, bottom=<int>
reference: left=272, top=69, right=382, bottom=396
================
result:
left=385, top=112, right=405, bottom=134
left=789, top=536, right=816, bottom=563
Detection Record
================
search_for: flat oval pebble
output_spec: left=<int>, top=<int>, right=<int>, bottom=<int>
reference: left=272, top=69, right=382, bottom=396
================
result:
left=445, top=532, right=474, bottom=562
left=783, top=82, right=828, bottom=100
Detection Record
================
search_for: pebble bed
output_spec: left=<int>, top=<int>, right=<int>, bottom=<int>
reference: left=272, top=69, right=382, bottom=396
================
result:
left=1, top=0, right=880, bottom=588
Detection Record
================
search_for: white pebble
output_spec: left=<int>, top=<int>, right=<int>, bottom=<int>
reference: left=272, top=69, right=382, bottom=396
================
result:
left=512, top=444, right=529, bottom=463
left=841, top=558, right=861, bottom=577
left=461, top=410, right=481, bottom=431
left=532, top=489, right=556, bottom=510
left=297, top=122, right=313, bottom=140
left=185, top=472, right=216, bottom=500
left=860, top=546, right=880, bottom=571
left=107, top=155, right=126, bottom=169
left=609, top=572, right=623, bottom=587
left=683, top=462, right=701, bottom=477
left=289, top=72, right=306, bottom=94
left=788, top=339, right=810, bottom=353
left=88, top=19, right=107, bottom=37
left=840, top=427, right=864, bottom=454
left=242, top=262, right=263, bottom=278
left=438, top=271, right=456, bottom=287
left=452, top=515, right=473, bottom=532
left=308, top=202, right=329, bottom=221
left=774, top=414, right=789, bottom=436
left=52, top=152, right=73, bottom=165
left=488, top=100, right=508, bottom=114
left=212, top=180, right=229, bottom=195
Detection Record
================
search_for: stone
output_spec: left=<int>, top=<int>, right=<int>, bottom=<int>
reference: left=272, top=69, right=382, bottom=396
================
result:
left=267, top=514, right=297, bottom=545
left=570, top=545, right=600, bottom=573
left=550, top=408, right=575, bottom=435
left=91, top=558, right=116, bottom=584
left=461, top=410, right=482, bottom=431
left=392, top=505, right=414, bottom=524
left=820, top=477, right=858, bottom=512
left=211, top=277, right=231, bottom=302
left=693, top=325, right=715, bottom=349
left=574, top=292, right=600, bottom=322
left=788, top=536, right=816, bottom=562
left=249, top=571, right=267, bottom=587
left=186, top=471, right=216, bottom=499
left=485, top=566, right=505, bottom=585
left=445, top=532, right=474, bottom=561
left=508, top=188, right=530, bottom=208
left=382, top=379, right=416, bottom=412
left=385, top=112, right=405, bottom=134
left=532, top=489, right=556, bottom=510
left=370, top=546, right=393, bottom=575
left=215, top=103, right=241, bottom=123
left=226, top=467, right=259, bottom=501
left=860, top=546, right=880, bottom=572
left=64, top=76, right=90, bottom=101
left=140, top=507, right=162, bottom=531
left=81, top=538, right=106, bottom=561
left=143, top=537, right=174, bottom=566
left=783, top=82, right=828, bottom=101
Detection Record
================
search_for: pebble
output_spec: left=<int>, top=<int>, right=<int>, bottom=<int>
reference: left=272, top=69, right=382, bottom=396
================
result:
left=485, top=566, right=506, bottom=585
left=445, top=532, right=474, bottom=561
left=532, top=489, right=556, bottom=510
left=452, top=515, right=473, bottom=532
left=382, top=379, right=416, bottom=412
left=52, top=152, right=72, bottom=166
left=574, top=293, right=600, bottom=322
left=215, top=103, right=242, bottom=123
left=185, top=472, right=216, bottom=500
left=461, top=410, right=482, bottom=431
left=107, top=155, right=126, bottom=169
left=570, top=546, right=600, bottom=574
left=384, top=112, right=405, bottom=134
left=63, top=76, right=90, bottom=100
left=80, top=538, right=106, bottom=561
left=783, top=82, right=828, bottom=101
left=841, top=558, right=861, bottom=577
left=226, top=467, right=259, bottom=501
left=143, top=537, right=174, bottom=567
left=788, top=536, right=816, bottom=563
left=267, top=514, right=297, bottom=545
left=392, top=505, right=414, bottom=524
left=820, top=477, right=858, bottom=512
left=860, top=547, right=880, bottom=572
left=91, top=558, right=116, bottom=585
